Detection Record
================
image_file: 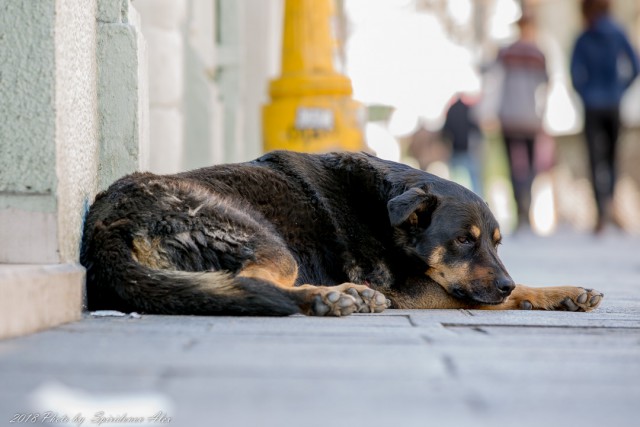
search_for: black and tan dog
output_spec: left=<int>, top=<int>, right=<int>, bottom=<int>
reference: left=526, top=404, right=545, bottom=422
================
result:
left=81, top=151, right=603, bottom=316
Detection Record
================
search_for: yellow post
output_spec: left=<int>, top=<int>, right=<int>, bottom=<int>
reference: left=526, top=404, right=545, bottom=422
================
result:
left=263, top=0, right=365, bottom=153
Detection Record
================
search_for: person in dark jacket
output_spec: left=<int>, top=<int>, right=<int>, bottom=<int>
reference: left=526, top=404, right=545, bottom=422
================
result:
left=571, top=0, right=639, bottom=233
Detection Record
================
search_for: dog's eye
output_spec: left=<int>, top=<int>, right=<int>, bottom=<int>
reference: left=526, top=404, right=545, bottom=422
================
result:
left=456, top=236, right=471, bottom=245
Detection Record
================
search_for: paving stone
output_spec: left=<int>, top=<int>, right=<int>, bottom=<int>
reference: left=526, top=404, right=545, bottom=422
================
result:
left=409, top=309, right=640, bottom=328
left=158, top=376, right=479, bottom=427
left=464, top=382, right=639, bottom=427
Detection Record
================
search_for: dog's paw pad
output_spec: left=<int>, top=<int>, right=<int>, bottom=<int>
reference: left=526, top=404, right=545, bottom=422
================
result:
left=345, top=287, right=365, bottom=306
left=559, top=288, right=603, bottom=312
left=588, top=293, right=603, bottom=308
left=519, top=300, right=533, bottom=310
left=562, top=297, right=580, bottom=311
left=312, top=296, right=331, bottom=316
left=326, top=291, right=341, bottom=303
left=577, top=288, right=603, bottom=311
left=341, top=284, right=388, bottom=313
left=310, top=292, right=356, bottom=317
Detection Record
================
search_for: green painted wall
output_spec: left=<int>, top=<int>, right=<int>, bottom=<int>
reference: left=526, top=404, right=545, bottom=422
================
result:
left=0, top=1, right=57, bottom=202
left=0, top=0, right=146, bottom=263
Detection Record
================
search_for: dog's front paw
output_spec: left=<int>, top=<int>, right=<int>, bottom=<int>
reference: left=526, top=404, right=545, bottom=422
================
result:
left=515, top=286, right=603, bottom=312
left=556, top=287, right=603, bottom=312
left=310, top=290, right=357, bottom=317
left=294, top=283, right=389, bottom=316
left=335, top=283, right=390, bottom=313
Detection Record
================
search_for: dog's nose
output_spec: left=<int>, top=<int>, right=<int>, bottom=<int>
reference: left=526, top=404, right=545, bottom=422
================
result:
left=495, top=278, right=515, bottom=294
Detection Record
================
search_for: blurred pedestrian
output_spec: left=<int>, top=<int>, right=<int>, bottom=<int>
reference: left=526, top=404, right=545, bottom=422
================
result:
left=442, top=94, right=483, bottom=196
left=496, top=12, right=549, bottom=229
left=570, top=0, right=639, bottom=234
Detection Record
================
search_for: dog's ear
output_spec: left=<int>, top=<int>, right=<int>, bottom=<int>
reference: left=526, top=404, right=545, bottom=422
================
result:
left=387, top=188, right=437, bottom=228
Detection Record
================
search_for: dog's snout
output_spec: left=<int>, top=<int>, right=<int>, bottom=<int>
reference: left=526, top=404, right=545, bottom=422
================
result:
left=495, top=277, right=515, bottom=294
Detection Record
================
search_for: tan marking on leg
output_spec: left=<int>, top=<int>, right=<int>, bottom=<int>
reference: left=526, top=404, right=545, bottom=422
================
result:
left=237, top=248, right=298, bottom=288
left=237, top=265, right=297, bottom=288
left=233, top=245, right=364, bottom=316
left=187, top=271, right=245, bottom=297
left=470, top=225, right=481, bottom=239
left=388, top=279, right=603, bottom=312
left=476, top=284, right=603, bottom=312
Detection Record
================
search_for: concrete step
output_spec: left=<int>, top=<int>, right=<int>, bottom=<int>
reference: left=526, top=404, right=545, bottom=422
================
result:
left=0, top=264, right=84, bottom=339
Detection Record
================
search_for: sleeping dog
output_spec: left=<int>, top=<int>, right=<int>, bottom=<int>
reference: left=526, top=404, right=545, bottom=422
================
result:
left=80, top=151, right=603, bottom=316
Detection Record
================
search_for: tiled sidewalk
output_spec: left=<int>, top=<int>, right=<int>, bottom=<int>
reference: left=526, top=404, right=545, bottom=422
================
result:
left=1, top=231, right=638, bottom=427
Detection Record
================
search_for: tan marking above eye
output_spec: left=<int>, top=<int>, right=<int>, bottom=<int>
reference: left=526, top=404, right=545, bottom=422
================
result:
left=470, top=225, right=481, bottom=239
left=493, top=228, right=502, bottom=243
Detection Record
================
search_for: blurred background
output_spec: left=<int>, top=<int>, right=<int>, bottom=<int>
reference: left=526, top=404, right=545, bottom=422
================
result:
left=133, top=0, right=640, bottom=237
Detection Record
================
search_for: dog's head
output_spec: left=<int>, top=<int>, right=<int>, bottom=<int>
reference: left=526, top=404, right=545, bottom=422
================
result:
left=387, top=184, right=514, bottom=305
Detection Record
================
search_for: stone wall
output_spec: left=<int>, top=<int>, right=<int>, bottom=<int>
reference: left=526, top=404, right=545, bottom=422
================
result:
left=0, top=0, right=100, bottom=263
left=97, top=0, right=149, bottom=190
left=0, top=0, right=148, bottom=338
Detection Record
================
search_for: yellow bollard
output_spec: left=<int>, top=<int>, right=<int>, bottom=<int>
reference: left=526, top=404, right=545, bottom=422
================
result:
left=262, top=0, right=365, bottom=153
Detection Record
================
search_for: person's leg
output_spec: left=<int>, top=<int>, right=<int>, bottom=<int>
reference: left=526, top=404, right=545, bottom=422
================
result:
left=601, top=107, right=622, bottom=228
left=584, top=109, right=605, bottom=231
left=603, top=109, right=620, bottom=195
left=521, top=135, right=537, bottom=223
left=503, top=133, right=530, bottom=227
